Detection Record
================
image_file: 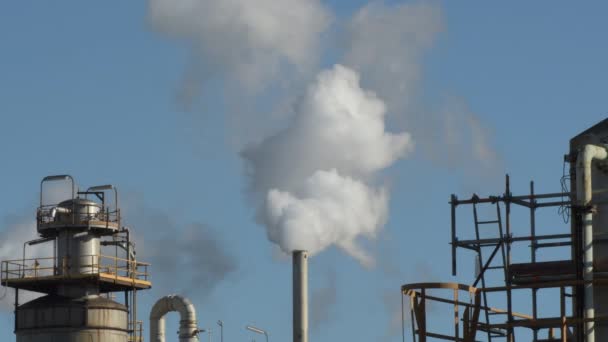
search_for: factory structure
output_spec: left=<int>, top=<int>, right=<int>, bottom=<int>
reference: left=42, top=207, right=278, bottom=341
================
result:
left=0, top=176, right=309, bottom=342
left=2, top=118, right=608, bottom=342
left=0, top=176, right=202, bottom=342
left=402, top=119, right=608, bottom=342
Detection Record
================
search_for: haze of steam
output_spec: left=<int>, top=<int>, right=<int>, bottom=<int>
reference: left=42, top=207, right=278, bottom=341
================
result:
left=243, top=65, right=413, bottom=267
left=0, top=219, right=52, bottom=310
left=148, top=0, right=330, bottom=101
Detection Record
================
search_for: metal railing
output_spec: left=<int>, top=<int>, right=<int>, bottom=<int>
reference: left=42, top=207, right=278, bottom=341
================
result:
left=37, top=205, right=120, bottom=226
left=402, top=281, right=608, bottom=342
left=1, top=254, right=149, bottom=282
left=129, top=320, right=144, bottom=342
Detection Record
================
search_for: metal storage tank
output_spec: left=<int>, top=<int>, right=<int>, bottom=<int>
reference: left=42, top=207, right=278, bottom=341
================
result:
left=16, top=295, right=128, bottom=342
left=55, top=199, right=102, bottom=276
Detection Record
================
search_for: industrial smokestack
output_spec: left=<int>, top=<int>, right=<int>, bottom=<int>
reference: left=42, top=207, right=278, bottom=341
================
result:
left=293, top=250, right=308, bottom=342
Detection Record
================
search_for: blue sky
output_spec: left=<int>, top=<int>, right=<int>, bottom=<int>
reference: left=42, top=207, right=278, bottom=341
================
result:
left=1, top=1, right=607, bottom=341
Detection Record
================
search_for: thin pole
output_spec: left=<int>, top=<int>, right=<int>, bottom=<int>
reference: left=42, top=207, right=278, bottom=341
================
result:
left=410, top=295, right=416, bottom=342
left=22, top=242, right=27, bottom=278
left=14, top=288, right=19, bottom=332
left=217, top=321, right=223, bottom=342
left=531, top=181, right=538, bottom=342
left=401, top=292, right=405, bottom=342
left=505, top=175, right=514, bottom=342
left=451, top=195, right=457, bottom=276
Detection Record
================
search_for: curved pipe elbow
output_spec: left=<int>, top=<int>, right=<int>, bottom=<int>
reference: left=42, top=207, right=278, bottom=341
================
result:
left=150, top=295, right=198, bottom=342
left=577, top=144, right=608, bottom=204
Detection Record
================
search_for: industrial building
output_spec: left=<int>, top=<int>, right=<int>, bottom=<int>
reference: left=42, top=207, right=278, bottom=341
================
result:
left=2, top=119, right=608, bottom=342
left=402, top=119, right=608, bottom=341
left=0, top=176, right=305, bottom=342
left=0, top=177, right=154, bottom=341
left=0, top=177, right=203, bottom=342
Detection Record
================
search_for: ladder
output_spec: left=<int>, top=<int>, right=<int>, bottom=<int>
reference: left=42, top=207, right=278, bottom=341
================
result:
left=472, top=199, right=509, bottom=341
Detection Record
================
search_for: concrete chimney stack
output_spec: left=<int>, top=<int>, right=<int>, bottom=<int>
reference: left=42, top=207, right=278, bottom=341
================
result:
left=293, top=250, right=308, bottom=342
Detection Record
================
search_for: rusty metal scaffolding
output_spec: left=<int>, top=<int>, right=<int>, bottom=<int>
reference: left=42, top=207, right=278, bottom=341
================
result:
left=401, top=174, right=608, bottom=342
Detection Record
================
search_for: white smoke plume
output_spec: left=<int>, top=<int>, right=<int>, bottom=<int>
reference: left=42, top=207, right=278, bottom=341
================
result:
left=343, top=2, right=500, bottom=177
left=148, top=0, right=500, bottom=266
left=343, top=1, right=442, bottom=120
left=243, top=65, right=412, bottom=266
left=0, top=180, right=71, bottom=310
left=0, top=218, right=52, bottom=311
left=147, top=0, right=331, bottom=104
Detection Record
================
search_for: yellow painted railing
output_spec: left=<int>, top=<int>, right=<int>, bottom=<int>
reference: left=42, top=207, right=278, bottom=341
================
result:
left=1, top=254, right=149, bottom=283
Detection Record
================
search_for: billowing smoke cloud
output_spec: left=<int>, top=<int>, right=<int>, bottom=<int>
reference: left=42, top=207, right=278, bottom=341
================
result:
left=243, top=65, right=412, bottom=266
left=148, top=0, right=331, bottom=104
left=121, top=193, right=238, bottom=297
left=148, top=0, right=499, bottom=265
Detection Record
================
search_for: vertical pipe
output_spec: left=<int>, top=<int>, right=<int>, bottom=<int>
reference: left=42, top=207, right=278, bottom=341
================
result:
left=53, top=237, right=56, bottom=275
left=133, top=288, right=137, bottom=341
left=218, top=320, right=224, bottom=342
left=14, top=288, right=18, bottom=333
left=125, top=290, right=130, bottom=339
left=576, top=144, right=608, bottom=342
left=293, top=250, right=308, bottom=342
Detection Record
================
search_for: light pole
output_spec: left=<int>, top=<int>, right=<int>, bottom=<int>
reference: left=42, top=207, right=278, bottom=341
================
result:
left=246, top=325, right=268, bottom=342
left=217, top=320, right=223, bottom=342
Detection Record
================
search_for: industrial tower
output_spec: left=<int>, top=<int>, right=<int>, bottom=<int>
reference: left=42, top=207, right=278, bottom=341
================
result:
left=1, top=175, right=151, bottom=341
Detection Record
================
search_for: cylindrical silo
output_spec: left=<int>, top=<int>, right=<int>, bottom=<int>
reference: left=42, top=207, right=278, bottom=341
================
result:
left=16, top=295, right=129, bottom=342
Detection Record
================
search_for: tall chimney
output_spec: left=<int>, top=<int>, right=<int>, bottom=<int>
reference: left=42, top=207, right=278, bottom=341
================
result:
left=293, top=250, right=308, bottom=342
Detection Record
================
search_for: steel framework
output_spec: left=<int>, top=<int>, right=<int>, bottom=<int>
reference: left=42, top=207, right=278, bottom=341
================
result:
left=402, top=174, right=607, bottom=342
